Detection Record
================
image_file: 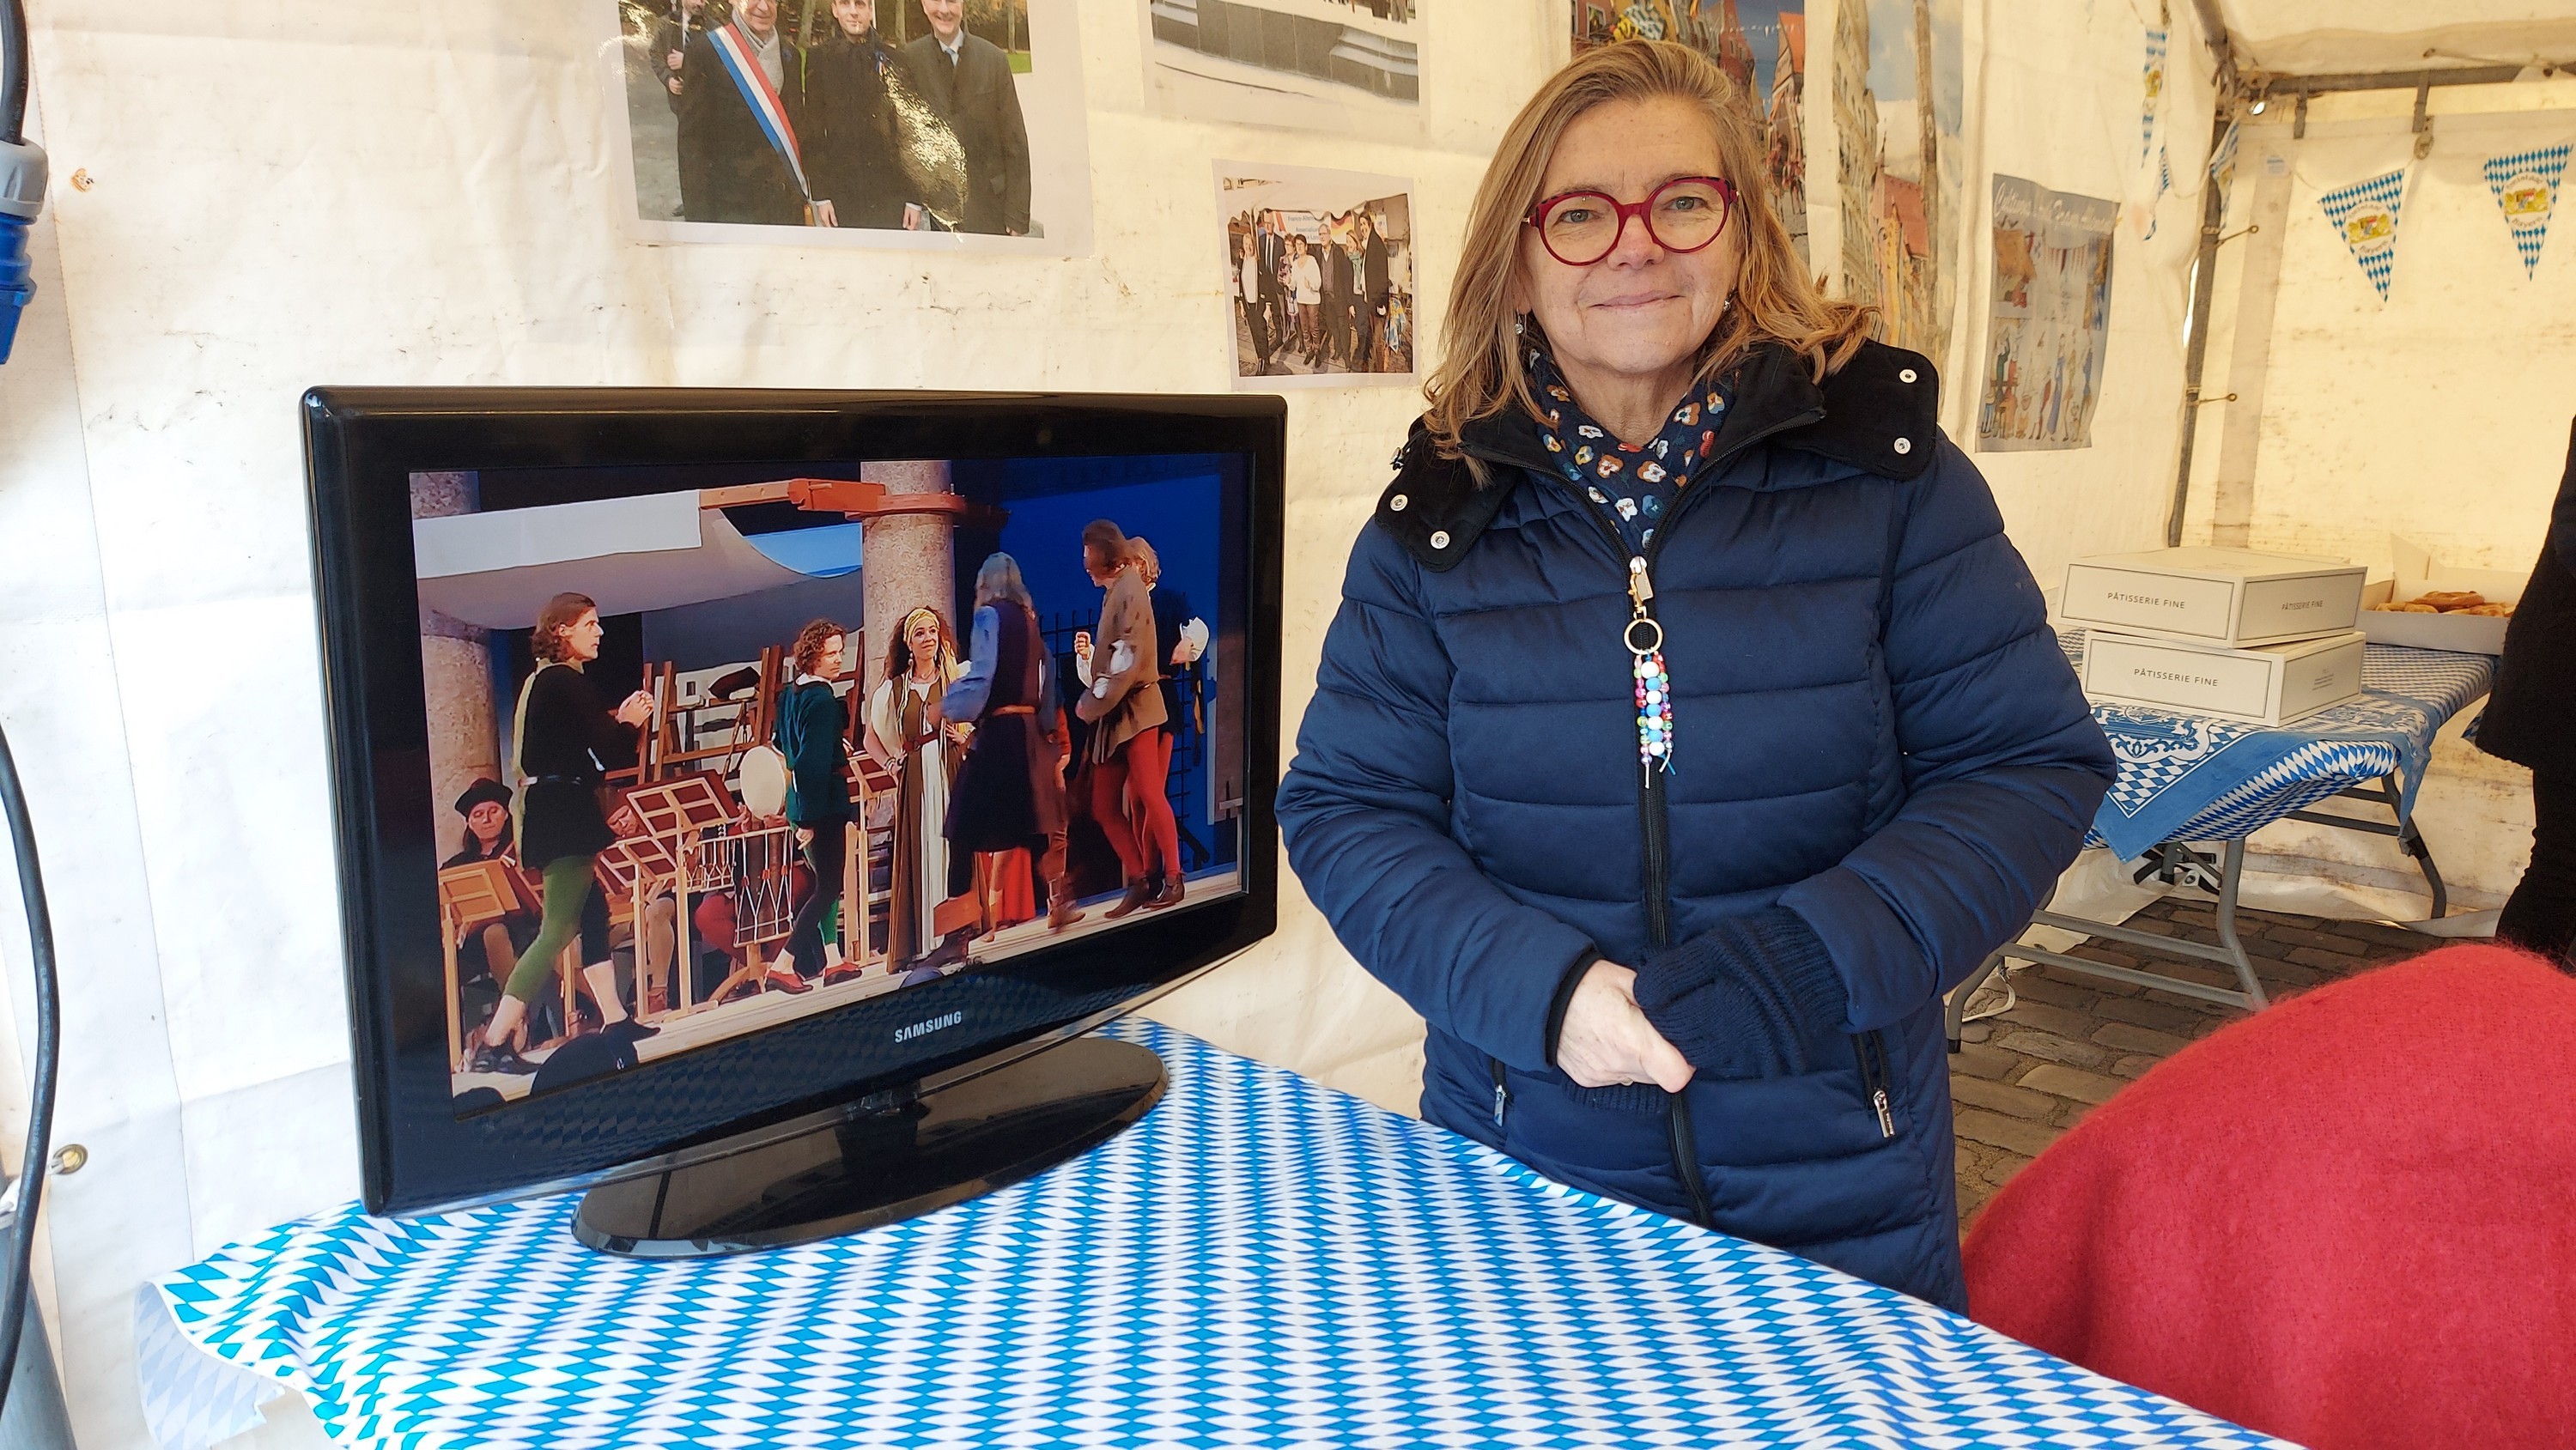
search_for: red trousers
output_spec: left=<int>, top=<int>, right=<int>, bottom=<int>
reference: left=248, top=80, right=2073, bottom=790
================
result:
left=1089, top=728, right=1181, bottom=883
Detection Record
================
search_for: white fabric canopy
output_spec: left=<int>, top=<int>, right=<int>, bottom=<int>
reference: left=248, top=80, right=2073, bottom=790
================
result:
left=413, top=493, right=820, bottom=630
left=2215, top=1, right=2576, bottom=76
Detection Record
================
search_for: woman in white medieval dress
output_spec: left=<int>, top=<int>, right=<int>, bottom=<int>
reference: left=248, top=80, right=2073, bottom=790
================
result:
left=865, top=606, right=967, bottom=968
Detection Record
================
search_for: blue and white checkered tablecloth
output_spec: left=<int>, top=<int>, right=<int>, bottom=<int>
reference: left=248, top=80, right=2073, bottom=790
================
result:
left=136, top=1020, right=2292, bottom=1450
left=2068, top=631, right=2495, bottom=859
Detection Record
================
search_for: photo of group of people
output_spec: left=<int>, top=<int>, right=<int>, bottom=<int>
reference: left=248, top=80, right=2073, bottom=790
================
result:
left=1216, top=164, right=1416, bottom=388
left=412, top=456, right=1242, bottom=1107
left=611, top=0, right=1091, bottom=246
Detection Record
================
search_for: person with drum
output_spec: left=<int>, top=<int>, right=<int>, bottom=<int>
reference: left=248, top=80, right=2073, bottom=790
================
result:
left=1276, top=40, right=2115, bottom=1308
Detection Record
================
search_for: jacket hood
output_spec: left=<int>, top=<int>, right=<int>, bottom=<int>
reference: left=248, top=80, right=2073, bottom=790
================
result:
left=1375, top=338, right=1941, bottom=572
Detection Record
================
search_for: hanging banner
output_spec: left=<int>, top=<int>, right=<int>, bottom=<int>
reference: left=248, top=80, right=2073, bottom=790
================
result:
left=2318, top=168, right=2409, bottom=300
left=1978, top=176, right=2117, bottom=452
left=2141, top=25, right=2166, bottom=166
left=2482, top=143, right=2570, bottom=278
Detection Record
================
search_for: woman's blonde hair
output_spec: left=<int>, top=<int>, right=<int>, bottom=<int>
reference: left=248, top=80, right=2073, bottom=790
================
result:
left=1422, top=39, right=1873, bottom=458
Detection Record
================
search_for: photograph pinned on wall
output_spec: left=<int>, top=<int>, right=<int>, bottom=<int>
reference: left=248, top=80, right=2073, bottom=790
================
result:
left=1978, top=176, right=2116, bottom=452
left=1215, top=162, right=1419, bottom=390
left=605, top=0, right=1095, bottom=252
left=1830, top=0, right=1964, bottom=362
left=1571, top=2, right=1809, bottom=262
left=1142, top=0, right=1421, bottom=137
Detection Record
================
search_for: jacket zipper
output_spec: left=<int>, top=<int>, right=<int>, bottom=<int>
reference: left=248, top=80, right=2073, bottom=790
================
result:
left=1518, top=404, right=1829, bottom=1233
left=1853, top=1029, right=1896, bottom=1138
left=1550, top=403, right=1826, bottom=948
left=1489, top=1055, right=1510, bottom=1130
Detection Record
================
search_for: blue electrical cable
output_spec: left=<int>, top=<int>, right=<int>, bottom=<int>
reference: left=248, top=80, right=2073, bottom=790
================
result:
left=0, top=722, right=59, bottom=1417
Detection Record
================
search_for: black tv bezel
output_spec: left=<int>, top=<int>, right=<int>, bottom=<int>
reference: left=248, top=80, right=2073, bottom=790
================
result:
left=304, top=387, right=1285, bottom=1218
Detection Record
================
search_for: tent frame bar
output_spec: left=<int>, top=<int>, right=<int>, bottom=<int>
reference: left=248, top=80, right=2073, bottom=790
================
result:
left=2260, top=64, right=2526, bottom=98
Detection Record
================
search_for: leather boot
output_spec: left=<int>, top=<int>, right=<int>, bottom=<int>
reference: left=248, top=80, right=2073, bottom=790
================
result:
left=1103, top=877, right=1155, bottom=919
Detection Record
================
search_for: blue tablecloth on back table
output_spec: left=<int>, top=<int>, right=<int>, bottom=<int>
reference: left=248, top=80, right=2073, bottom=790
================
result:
left=2069, top=631, right=2495, bottom=859
left=137, top=1019, right=2292, bottom=1449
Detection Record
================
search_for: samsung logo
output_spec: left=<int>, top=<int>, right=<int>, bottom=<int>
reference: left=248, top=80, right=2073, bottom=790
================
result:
left=894, top=1011, right=964, bottom=1044
left=2107, top=591, right=2187, bottom=609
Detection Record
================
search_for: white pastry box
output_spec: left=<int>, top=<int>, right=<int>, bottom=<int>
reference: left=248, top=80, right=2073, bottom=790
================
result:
left=2060, top=547, right=2366, bottom=646
left=2358, top=537, right=2528, bottom=655
left=2081, top=628, right=2367, bottom=726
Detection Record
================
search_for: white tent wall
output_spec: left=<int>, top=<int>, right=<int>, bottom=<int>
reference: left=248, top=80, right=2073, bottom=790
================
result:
left=2178, top=77, right=2576, bottom=913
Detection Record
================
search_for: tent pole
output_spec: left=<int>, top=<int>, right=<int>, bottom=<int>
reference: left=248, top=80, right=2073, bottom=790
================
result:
left=2167, top=0, right=2239, bottom=546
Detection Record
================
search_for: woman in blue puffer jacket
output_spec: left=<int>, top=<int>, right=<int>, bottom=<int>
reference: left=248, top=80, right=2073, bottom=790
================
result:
left=1275, top=40, right=2117, bottom=1311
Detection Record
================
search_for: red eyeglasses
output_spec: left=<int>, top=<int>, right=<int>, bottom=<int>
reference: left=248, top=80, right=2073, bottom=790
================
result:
left=1524, top=175, right=1739, bottom=267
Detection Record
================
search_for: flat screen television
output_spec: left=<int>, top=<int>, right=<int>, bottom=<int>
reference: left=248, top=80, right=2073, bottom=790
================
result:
left=304, top=388, right=1283, bottom=1253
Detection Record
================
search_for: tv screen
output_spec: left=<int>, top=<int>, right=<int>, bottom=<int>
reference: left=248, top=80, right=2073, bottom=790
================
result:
left=306, top=390, right=1284, bottom=1216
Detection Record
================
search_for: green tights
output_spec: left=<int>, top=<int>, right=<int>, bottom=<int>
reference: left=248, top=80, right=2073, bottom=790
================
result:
left=504, top=855, right=595, bottom=1004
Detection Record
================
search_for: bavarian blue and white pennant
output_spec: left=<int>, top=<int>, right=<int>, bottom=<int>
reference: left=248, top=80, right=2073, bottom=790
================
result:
left=2482, top=143, right=2570, bottom=277
left=2140, top=26, right=2168, bottom=165
left=2318, top=168, right=2409, bottom=300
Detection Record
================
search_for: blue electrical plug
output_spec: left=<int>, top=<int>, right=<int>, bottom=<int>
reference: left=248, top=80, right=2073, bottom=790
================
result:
left=0, top=136, right=45, bottom=367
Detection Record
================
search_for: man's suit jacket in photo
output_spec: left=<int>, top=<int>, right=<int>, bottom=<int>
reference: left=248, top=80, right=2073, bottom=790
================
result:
left=677, top=28, right=809, bottom=226
left=903, top=29, right=1032, bottom=235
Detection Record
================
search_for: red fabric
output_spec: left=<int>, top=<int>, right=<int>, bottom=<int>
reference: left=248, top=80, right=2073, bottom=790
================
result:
left=1964, top=945, right=2576, bottom=1450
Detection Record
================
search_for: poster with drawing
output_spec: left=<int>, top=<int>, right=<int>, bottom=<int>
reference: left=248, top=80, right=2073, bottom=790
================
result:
left=1978, top=176, right=2117, bottom=452
left=606, top=0, right=1094, bottom=252
left=1572, top=1, right=1809, bottom=263
left=1830, top=0, right=1962, bottom=362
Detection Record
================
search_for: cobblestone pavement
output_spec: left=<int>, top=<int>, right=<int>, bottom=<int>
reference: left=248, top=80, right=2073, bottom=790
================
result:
left=1950, top=897, right=2439, bottom=1231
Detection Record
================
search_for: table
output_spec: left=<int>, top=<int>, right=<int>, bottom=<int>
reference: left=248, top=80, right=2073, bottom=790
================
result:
left=136, top=1021, right=2293, bottom=1450
left=1947, top=634, right=2494, bottom=1037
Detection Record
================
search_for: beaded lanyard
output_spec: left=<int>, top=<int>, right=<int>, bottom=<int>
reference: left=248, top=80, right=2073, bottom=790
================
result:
left=1625, top=560, right=1673, bottom=768
left=1529, top=353, right=1728, bottom=774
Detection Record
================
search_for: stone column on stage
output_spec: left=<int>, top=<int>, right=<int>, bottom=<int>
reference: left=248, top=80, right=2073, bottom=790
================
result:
left=410, top=471, right=500, bottom=863
left=857, top=461, right=957, bottom=703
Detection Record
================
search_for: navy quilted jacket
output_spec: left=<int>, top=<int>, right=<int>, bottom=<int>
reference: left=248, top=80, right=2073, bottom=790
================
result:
left=1277, top=342, right=2115, bottom=1309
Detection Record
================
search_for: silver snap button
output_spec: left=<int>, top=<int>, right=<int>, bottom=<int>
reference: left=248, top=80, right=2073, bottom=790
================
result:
left=1893, top=437, right=1913, bottom=455
left=1389, top=494, right=1408, bottom=512
left=1899, top=368, right=1918, bottom=383
left=1430, top=530, right=1451, bottom=549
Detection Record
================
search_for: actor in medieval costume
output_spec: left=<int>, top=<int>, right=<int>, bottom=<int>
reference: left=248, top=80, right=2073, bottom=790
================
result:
left=775, top=618, right=856, bottom=983
left=864, top=606, right=966, bottom=968
left=475, top=592, right=654, bottom=1074
left=943, top=552, right=1081, bottom=937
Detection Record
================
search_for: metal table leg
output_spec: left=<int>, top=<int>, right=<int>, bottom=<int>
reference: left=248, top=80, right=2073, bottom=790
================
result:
left=2283, top=772, right=2446, bottom=919
left=1958, top=838, right=2269, bottom=1028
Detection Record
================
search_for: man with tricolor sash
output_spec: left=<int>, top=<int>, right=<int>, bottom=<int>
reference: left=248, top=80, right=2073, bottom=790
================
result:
left=677, top=0, right=812, bottom=226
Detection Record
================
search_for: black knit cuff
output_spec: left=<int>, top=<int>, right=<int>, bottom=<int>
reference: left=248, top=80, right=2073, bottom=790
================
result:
left=1541, top=948, right=1603, bottom=1068
left=1631, top=907, right=1848, bottom=1078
